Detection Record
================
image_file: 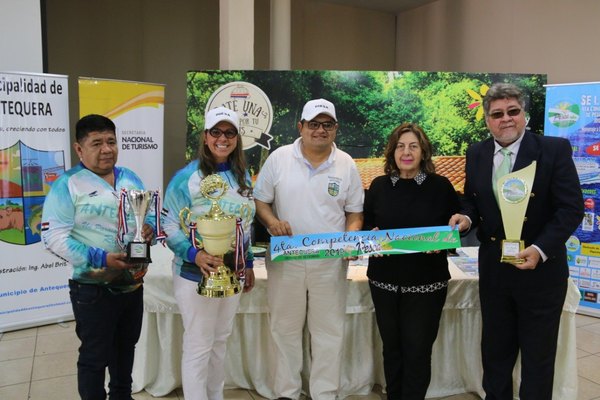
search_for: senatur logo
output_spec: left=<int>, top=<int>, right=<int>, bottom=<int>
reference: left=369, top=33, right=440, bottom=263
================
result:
left=548, top=102, right=580, bottom=128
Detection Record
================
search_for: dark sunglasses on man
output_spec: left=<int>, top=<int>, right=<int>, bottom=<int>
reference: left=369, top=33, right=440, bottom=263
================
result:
left=488, top=108, right=522, bottom=120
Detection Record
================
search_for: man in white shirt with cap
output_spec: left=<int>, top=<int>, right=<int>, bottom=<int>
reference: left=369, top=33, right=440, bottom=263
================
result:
left=254, top=98, right=364, bottom=400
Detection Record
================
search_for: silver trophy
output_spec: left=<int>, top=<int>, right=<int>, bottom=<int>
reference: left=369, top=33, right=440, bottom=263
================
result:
left=126, top=190, right=154, bottom=262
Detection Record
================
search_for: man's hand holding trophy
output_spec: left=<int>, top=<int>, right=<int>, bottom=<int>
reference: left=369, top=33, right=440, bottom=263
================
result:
left=116, top=188, right=166, bottom=277
left=125, top=189, right=155, bottom=262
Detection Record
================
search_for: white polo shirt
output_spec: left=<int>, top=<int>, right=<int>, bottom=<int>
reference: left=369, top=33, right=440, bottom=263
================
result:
left=254, top=137, right=364, bottom=235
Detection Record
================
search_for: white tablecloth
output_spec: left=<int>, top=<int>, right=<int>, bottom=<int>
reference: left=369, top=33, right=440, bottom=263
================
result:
left=132, top=246, right=579, bottom=399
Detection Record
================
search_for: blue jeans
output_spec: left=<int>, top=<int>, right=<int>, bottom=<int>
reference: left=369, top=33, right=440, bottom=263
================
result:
left=69, top=280, right=143, bottom=400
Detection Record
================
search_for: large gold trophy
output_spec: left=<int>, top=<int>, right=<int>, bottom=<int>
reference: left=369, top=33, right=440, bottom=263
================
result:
left=179, top=174, right=241, bottom=298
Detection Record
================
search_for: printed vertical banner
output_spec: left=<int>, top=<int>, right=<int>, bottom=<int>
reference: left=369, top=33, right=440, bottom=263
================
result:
left=78, top=78, right=165, bottom=192
left=0, top=71, right=72, bottom=332
left=545, top=81, right=600, bottom=317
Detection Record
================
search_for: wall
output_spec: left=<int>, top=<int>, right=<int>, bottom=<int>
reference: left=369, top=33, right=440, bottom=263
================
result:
left=292, top=0, right=397, bottom=70
left=255, top=0, right=271, bottom=70
left=44, top=0, right=397, bottom=187
left=0, top=0, right=43, bottom=72
left=395, top=0, right=600, bottom=84
left=42, top=0, right=600, bottom=185
left=45, top=0, right=220, bottom=187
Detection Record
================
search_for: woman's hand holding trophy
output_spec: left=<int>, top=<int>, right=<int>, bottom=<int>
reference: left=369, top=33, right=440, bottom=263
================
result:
left=193, top=249, right=223, bottom=277
left=178, top=174, right=245, bottom=298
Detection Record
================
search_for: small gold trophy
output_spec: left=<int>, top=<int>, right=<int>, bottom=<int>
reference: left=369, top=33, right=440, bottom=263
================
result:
left=179, top=174, right=241, bottom=298
left=497, top=161, right=537, bottom=263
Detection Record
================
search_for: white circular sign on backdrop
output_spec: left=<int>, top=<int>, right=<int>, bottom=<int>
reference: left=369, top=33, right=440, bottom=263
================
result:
left=206, top=81, right=273, bottom=150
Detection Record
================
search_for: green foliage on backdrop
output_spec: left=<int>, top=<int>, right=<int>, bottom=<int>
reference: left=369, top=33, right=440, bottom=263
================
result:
left=186, top=70, right=546, bottom=173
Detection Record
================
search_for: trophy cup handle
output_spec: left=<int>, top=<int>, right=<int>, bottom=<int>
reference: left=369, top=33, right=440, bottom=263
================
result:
left=179, top=207, right=203, bottom=249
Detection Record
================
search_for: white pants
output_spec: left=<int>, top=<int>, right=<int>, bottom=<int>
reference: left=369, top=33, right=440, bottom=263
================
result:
left=266, top=258, right=348, bottom=400
left=173, top=271, right=241, bottom=400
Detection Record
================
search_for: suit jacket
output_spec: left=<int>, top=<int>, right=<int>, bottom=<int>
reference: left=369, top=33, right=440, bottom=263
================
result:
left=462, top=131, right=584, bottom=288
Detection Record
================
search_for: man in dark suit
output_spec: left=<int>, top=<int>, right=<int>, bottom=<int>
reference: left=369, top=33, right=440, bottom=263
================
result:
left=450, top=83, right=583, bottom=400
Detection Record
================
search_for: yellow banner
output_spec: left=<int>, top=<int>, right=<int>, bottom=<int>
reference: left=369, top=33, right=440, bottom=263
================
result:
left=78, top=78, right=165, bottom=191
left=78, top=78, right=164, bottom=119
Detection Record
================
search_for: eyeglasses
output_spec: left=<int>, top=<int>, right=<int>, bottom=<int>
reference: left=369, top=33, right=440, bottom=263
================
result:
left=304, top=120, right=337, bottom=131
left=208, top=128, right=238, bottom=139
left=488, top=108, right=522, bottom=120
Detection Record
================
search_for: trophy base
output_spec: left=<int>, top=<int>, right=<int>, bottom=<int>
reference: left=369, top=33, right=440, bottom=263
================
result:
left=500, top=239, right=524, bottom=264
left=198, top=265, right=241, bottom=298
left=127, top=241, right=152, bottom=263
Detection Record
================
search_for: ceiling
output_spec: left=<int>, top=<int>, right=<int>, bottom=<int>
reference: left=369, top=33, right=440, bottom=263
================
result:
left=319, top=0, right=437, bottom=13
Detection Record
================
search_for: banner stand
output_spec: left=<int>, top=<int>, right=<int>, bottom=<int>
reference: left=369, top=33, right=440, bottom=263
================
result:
left=545, top=81, right=600, bottom=318
left=0, top=71, right=72, bottom=332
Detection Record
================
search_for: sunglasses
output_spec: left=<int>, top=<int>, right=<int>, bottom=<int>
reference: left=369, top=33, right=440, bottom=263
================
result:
left=304, top=120, right=337, bottom=131
left=488, top=108, right=522, bottom=120
left=207, top=128, right=238, bottom=139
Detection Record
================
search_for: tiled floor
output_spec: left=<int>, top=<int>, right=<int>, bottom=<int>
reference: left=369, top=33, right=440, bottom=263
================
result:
left=1, top=314, right=600, bottom=400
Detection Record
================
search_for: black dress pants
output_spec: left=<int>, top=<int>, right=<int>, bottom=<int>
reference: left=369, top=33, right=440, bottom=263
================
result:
left=369, top=282, right=447, bottom=400
left=479, top=280, right=567, bottom=400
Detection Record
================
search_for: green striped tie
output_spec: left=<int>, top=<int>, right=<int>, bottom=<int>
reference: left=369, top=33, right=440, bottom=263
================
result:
left=493, top=148, right=512, bottom=201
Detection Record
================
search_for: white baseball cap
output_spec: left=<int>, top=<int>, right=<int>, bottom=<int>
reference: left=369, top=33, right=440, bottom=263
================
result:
left=204, top=106, right=240, bottom=131
left=301, top=98, right=337, bottom=121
